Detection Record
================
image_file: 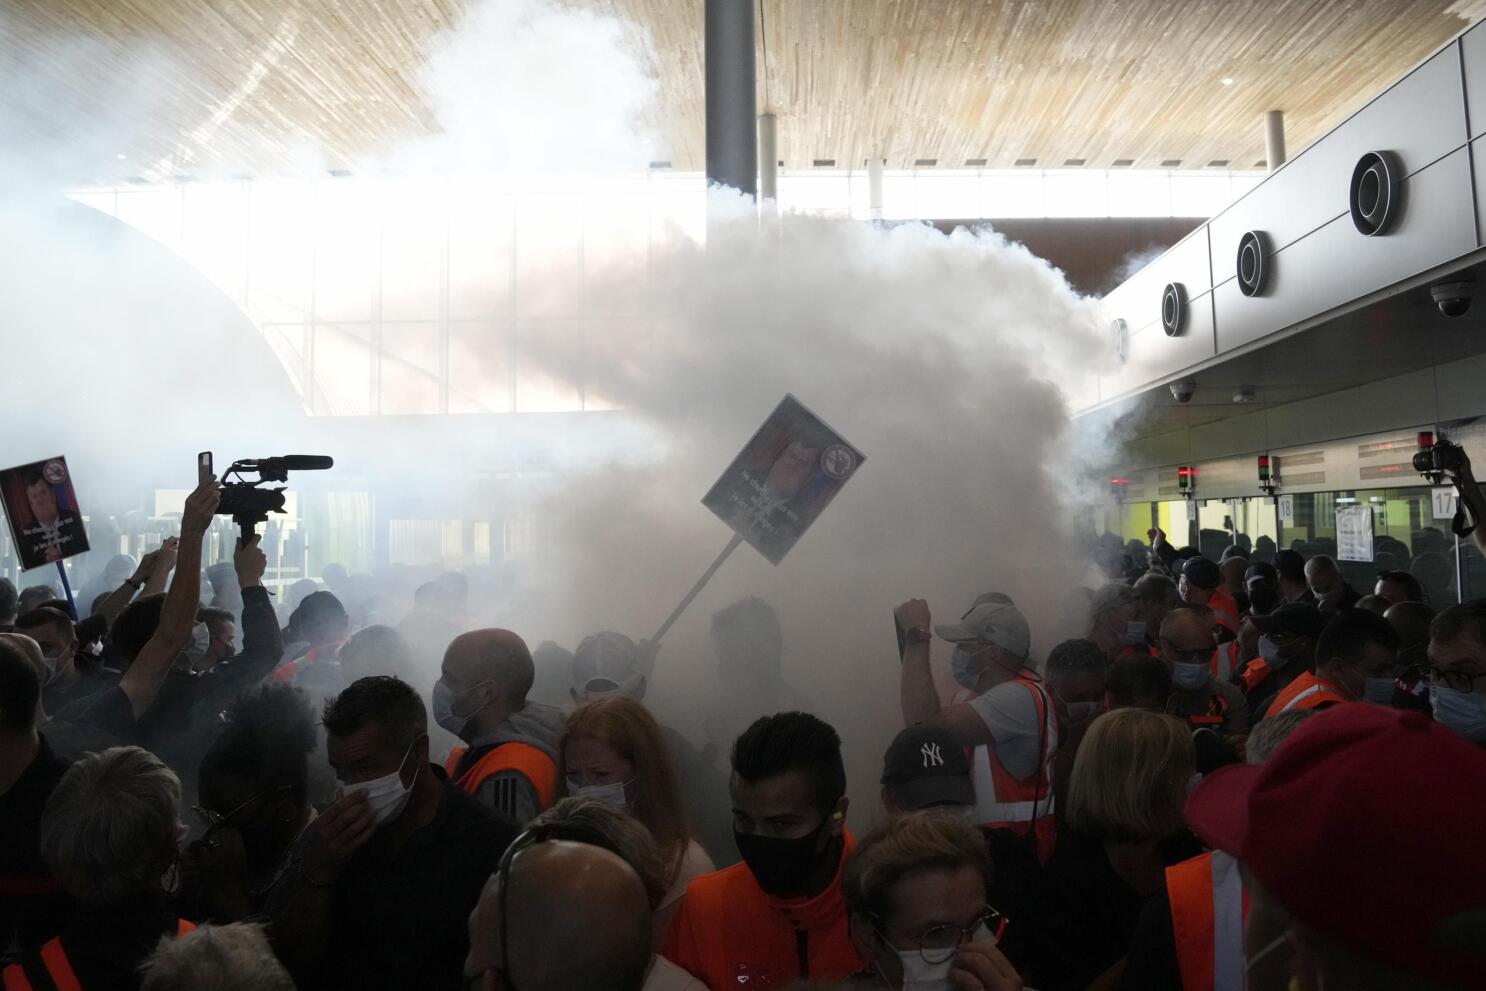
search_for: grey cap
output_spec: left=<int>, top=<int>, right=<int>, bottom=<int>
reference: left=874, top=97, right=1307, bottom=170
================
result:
left=571, top=631, right=646, bottom=699
left=934, top=599, right=1031, bottom=659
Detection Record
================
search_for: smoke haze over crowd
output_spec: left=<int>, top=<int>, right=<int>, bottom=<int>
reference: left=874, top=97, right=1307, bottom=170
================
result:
left=0, top=0, right=1113, bottom=824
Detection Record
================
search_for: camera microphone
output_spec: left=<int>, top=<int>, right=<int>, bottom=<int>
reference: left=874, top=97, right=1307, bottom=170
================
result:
left=278, top=455, right=334, bottom=471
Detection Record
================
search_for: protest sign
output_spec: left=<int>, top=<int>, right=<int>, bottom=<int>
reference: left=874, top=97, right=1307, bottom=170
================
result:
left=0, top=456, right=90, bottom=571
left=702, top=394, right=866, bottom=565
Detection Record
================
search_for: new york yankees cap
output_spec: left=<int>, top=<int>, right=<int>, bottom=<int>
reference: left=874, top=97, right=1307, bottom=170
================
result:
left=881, top=723, right=974, bottom=810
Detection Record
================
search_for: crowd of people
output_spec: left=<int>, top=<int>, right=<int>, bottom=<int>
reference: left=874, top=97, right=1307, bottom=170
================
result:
left=1, top=474, right=1484, bottom=991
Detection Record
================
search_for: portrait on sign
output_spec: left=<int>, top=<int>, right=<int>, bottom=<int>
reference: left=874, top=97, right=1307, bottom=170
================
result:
left=702, top=395, right=865, bottom=565
left=0, top=456, right=90, bottom=570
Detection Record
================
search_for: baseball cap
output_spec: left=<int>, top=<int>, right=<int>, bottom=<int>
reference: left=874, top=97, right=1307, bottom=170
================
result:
left=1180, top=556, right=1222, bottom=590
left=1249, top=602, right=1325, bottom=640
left=571, top=631, right=646, bottom=699
left=934, top=599, right=1031, bottom=659
left=1243, top=562, right=1279, bottom=588
left=1186, top=705, right=1486, bottom=989
left=880, top=724, right=974, bottom=810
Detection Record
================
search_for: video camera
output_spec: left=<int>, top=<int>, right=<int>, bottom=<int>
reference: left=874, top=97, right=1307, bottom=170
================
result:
left=1412, top=434, right=1466, bottom=484
left=218, top=455, right=333, bottom=542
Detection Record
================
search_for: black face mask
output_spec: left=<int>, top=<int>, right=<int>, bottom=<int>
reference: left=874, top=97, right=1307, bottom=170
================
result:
left=734, top=816, right=838, bottom=897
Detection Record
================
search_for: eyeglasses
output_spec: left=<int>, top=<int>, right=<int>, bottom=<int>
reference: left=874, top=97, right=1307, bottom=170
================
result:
left=1160, top=639, right=1214, bottom=666
left=191, top=785, right=290, bottom=833
left=876, top=906, right=1008, bottom=965
left=1429, top=666, right=1486, bottom=693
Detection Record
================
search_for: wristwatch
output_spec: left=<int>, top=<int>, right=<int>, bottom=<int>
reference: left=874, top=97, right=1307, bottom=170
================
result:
left=903, top=627, right=932, bottom=646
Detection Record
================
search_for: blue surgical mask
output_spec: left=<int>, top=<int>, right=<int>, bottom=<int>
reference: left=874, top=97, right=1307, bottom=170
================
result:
left=1123, top=621, right=1148, bottom=646
left=1431, top=684, right=1486, bottom=742
left=951, top=645, right=989, bottom=691
left=1362, top=676, right=1397, bottom=706
left=1172, top=661, right=1208, bottom=690
left=1257, top=635, right=1282, bottom=666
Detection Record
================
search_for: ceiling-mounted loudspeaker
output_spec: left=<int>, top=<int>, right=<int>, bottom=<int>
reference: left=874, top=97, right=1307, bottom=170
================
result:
left=1161, top=282, right=1187, bottom=336
left=1350, top=150, right=1402, bottom=236
left=1237, top=231, right=1270, bottom=297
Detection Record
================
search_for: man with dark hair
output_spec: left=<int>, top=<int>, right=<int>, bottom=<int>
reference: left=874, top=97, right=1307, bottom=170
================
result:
left=1179, top=557, right=1242, bottom=680
left=194, top=606, right=237, bottom=673
left=1267, top=608, right=1400, bottom=716
left=278, top=676, right=516, bottom=990
left=272, top=591, right=349, bottom=694
left=1427, top=599, right=1486, bottom=745
left=666, top=711, right=861, bottom=989
left=184, top=684, right=321, bottom=924
left=1106, top=653, right=1172, bottom=712
left=96, top=533, right=280, bottom=775
left=0, top=577, right=17, bottom=632
left=16, top=605, right=117, bottom=714
left=1273, top=549, right=1313, bottom=606
left=1239, top=603, right=1325, bottom=717
left=433, top=629, right=563, bottom=822
left=0, top=637, right=71, bottom=956
left=1375, top=570, right=1425, bottom=607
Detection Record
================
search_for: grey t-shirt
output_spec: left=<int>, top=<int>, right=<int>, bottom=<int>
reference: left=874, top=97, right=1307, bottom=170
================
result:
left=968, top=680, right=1047, bottom=780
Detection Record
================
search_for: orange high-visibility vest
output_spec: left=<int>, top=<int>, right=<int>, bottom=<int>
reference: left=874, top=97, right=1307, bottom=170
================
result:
left=1167, top=851, right=1248, bottom=991
left=1239, top=657, right=1271, bottom=692
left=3, top=919, right=194, bottom=991
left=443, top=742, right=558, bottom=812
left=1266, top=670, right=1347, bottom=716
left=968, top=677, right=1059, bottom=863
left=1209, top=640, right=1239, bottom=682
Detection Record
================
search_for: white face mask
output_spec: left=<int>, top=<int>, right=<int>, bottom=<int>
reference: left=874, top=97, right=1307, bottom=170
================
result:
left=569, top=779, right=631, bottom=810
left=886, top=923, right=992, bottom=991
left=344, top=740, right=418, bottom=826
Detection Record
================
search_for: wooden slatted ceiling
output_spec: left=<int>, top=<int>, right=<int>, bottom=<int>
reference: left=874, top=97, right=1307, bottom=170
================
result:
left=1, top=0, right=1475, bottom=181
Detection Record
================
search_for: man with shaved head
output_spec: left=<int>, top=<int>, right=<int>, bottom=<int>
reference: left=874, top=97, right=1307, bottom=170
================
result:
left=465, top=838, right=652, bottom=991
left=1159, top=608, right=1250, bottom=740
left=433, top=629, right=564, bottom=822
left=1305, top=554, right=1360, bottom=615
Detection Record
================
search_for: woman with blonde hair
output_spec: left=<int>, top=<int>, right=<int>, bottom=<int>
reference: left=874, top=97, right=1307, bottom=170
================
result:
left=1031, top=708, right=1202, bottom=991
left=842, top=811, right=1022, bottom=991
left=562, top=695, right=714, bottom=925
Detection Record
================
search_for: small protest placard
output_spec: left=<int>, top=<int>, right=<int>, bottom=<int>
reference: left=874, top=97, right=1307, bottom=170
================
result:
left=702, top=395, right=865, bottom=565
left=0, top=457, right=90, bottom=571
left=1335, top=504, right=1374, bottom=563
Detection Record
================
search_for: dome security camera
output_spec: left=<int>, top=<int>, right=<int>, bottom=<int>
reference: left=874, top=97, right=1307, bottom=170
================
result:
left=1431, top=281, right=1474, bottom=318
left=1170, top=379, right=1196, bottom=403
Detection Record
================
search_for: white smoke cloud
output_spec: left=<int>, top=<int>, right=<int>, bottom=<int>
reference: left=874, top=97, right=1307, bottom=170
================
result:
left=1, top=0, right=1116, bottom=828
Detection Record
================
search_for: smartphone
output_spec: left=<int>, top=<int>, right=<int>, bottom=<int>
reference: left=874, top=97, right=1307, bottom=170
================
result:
left=197, top=451, right=213, bottom=485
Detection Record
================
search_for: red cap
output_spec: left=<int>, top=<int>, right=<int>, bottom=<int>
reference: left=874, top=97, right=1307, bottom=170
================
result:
left=1186, top=705, right=1486, bottom=989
